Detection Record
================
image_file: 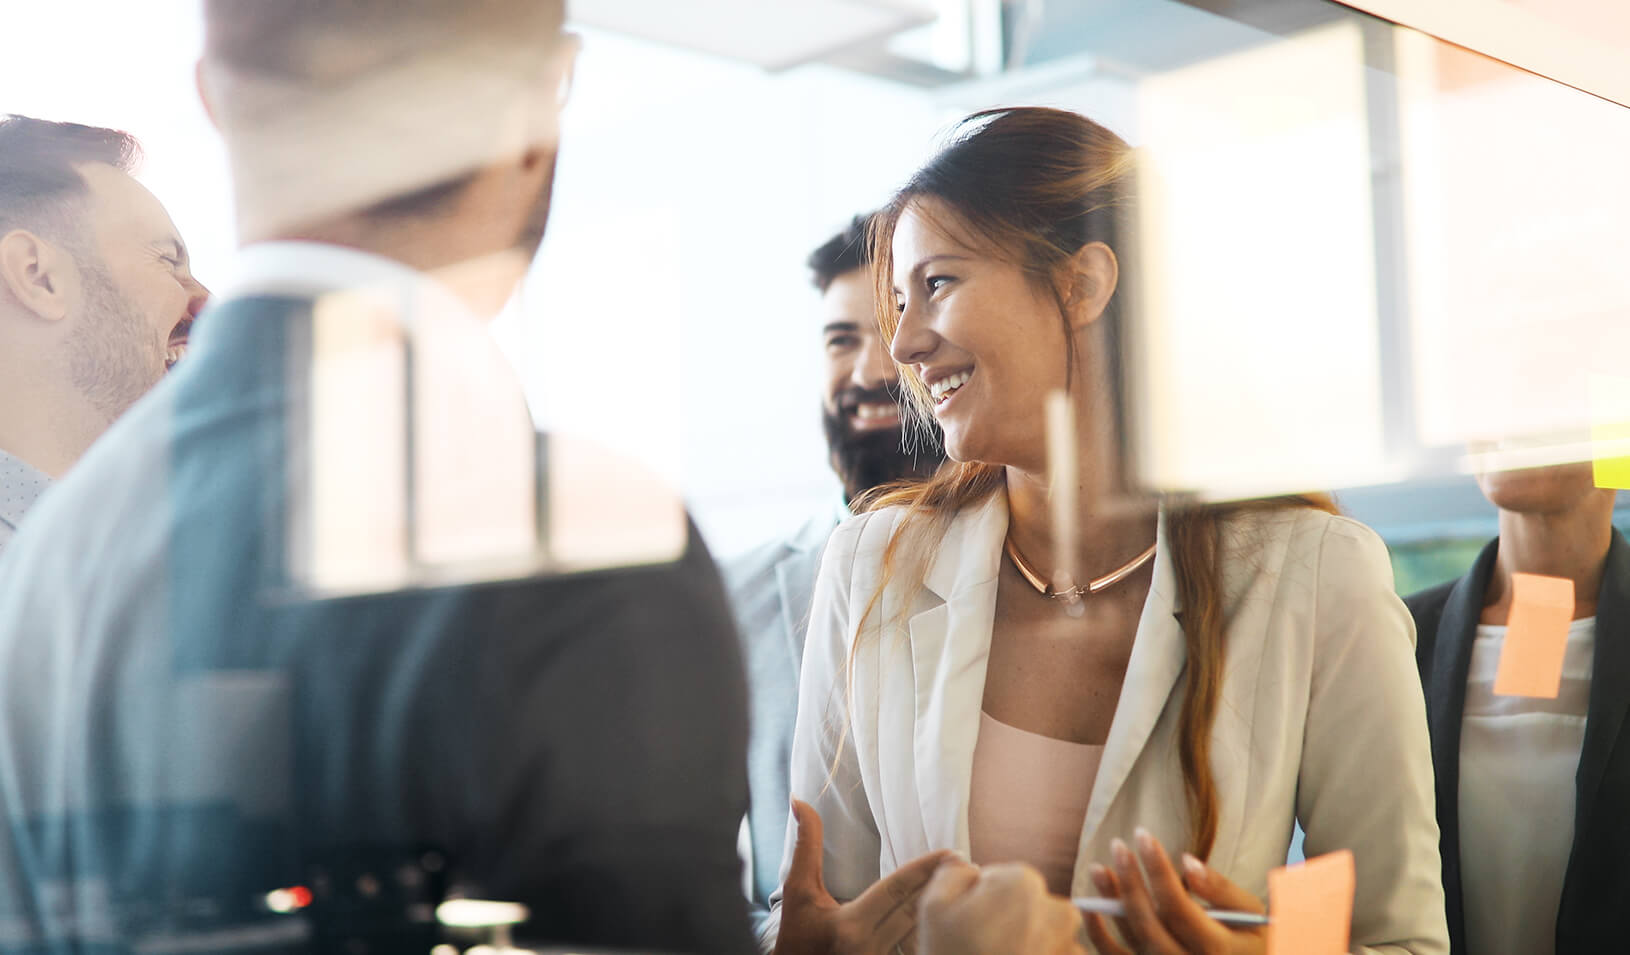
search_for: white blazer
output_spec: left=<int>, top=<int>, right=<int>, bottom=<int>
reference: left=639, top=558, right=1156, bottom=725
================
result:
left=769, top=490, right=1448, bottom=955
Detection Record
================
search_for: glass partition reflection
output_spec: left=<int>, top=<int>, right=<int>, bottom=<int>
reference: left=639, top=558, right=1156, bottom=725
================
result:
left=0, top=1, right=1627, bottom=952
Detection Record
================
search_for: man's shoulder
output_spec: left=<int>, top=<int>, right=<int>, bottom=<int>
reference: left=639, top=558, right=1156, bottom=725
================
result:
left=722, top=536, right=794, bottom=604
left=1402, top=577, right=1458, bottom=622
left=1401, top=537, right=1494, bottom=634
left=1402, top=578, right=1459, bottom=667
left=0, top=387, right=175, bottom=571
left=0, top=294, right=316, bottom=594
left=723, top=513, right=835, bottom=586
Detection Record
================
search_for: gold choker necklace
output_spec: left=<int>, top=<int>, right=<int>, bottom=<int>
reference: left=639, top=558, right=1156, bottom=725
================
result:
left=1004, top=535, right=1156, bottom=599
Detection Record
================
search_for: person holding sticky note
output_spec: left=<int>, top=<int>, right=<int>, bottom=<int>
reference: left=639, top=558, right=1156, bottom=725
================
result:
left=1409, top=459, right=1626, bottom=954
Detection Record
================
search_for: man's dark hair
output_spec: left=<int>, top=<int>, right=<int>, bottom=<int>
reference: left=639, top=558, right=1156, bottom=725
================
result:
left=808, top=212, right=878, bottom=293
left=0, top=115, right=141, bottom=243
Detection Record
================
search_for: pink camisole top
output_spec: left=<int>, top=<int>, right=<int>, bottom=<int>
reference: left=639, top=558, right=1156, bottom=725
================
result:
left=967, top=709, right=1104, bottom=896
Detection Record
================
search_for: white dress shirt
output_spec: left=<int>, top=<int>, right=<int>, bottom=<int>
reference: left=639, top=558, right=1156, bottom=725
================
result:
left=1458, top=617, right=1594, bottom=955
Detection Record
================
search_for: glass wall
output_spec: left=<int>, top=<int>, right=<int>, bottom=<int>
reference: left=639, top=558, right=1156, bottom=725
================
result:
left=1, top=0, right=1626, bottom=951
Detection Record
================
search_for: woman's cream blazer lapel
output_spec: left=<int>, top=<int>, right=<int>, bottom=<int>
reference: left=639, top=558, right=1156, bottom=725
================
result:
left=903, top=493, right=1004, bottom=856
left=901, top=490, right=1188, bottom=895
left=1072, top=509, right=1187, bottom=893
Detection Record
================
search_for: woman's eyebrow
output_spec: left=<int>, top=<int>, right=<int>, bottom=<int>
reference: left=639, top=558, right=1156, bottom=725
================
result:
left=907, top=254, right=969, bottom=280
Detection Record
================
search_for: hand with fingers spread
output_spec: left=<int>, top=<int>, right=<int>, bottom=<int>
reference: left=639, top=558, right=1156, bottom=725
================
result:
left=1083, top=828, right=1268, bottom=955
left=774, top=799, right=957, bottom=955
left=916, top=859, right=1087, bottom=955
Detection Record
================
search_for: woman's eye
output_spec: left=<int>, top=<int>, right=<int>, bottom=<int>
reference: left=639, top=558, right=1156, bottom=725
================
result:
left=826, top=335, right=858, bottom=350
left=926, top=275, right=952, bottom=293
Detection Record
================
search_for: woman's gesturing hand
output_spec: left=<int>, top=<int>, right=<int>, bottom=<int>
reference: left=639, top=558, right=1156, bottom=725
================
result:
left=774, top=799, right=956, bottom=955
left=916, top=859, right=1086, bottom=955
left=1083, top=828, right=1268, bottom=955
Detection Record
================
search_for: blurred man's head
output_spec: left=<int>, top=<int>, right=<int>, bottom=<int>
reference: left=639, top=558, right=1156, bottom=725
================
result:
left=813, top=214, right=944, bottom=502
left=198, top=0, right=572, bottom=304
left=0, top=116, right=209, bottom=471
left=1477, top=459, right=1612, bottom=516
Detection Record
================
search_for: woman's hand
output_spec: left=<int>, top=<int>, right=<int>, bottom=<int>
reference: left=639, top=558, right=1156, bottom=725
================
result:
left=917, top=859, right=1086, bottom=955
left=1083, top=828, right=1267, bottom=955
left=774, top=799, right=956, bottom=955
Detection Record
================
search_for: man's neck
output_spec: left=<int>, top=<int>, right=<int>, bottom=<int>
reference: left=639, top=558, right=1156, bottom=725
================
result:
left=259, top=225, right=525, bottom=320
left=270, top=221, right=448, bottom=274
left=0, top=388, right=104, bottom=479
left=1485, top=496, right=1617, bottom=622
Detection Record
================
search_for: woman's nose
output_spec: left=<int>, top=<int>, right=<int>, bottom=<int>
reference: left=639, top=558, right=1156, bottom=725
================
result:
left=889, top=302, right=937, bottom=366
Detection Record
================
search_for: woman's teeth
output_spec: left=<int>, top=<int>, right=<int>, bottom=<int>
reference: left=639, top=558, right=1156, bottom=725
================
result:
left=930, top=370, right=972, bottom=403
left=165, top=342, right=188, bottom=370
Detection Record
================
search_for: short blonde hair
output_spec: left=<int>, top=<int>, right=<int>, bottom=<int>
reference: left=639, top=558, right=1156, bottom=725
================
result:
left=203, top=0, right=565, bottom=82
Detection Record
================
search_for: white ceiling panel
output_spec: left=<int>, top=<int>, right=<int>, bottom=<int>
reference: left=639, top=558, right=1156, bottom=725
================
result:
left=568, top=0, right=937, bottom=70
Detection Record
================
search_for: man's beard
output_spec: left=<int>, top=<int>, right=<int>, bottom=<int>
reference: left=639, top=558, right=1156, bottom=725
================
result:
left=67, top=261, right=164, bottom=424
left=823, top=383, right=946, bottom=504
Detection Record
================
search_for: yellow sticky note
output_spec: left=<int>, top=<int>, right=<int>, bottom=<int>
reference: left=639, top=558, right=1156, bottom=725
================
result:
left=1492, top=573, right=1575, bottom=698
left=1591, top=374, right=1630, bottom=490
left=1267, top=849, right=1354, bottom=955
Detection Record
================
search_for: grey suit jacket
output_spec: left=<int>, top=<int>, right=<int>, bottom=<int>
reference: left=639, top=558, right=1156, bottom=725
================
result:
left=724, top=511, right=839, bottom=932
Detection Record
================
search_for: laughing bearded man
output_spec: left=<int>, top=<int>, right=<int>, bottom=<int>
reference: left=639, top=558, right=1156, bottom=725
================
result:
left=0, top=115, right=208, bottom=551
left=726, top=212, right=946, bottom=935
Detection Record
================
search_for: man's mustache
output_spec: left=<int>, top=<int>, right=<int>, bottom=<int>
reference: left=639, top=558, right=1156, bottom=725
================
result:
left=835, top=383, right=909, bottom=415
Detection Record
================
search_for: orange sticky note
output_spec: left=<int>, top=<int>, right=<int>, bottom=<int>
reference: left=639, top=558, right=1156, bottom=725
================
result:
left=1267, top=849, right=1354, bottom=955
left=1492, top=572, right=1575, bottom=698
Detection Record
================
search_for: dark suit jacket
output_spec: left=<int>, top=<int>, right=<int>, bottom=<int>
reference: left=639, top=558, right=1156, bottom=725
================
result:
left=1408, top=530, right=1630, bottom=954
left=0, top=293, right=754, bottom=954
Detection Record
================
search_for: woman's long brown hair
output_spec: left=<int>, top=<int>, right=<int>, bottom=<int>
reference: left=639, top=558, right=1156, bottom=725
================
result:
left=849, top=107, right=1334, bottom=860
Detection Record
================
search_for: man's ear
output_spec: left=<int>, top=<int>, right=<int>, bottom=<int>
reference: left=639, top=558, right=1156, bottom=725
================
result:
left=1060, top=241, right=1120, bottom=331
left=0, top=230, right=77, bottom=323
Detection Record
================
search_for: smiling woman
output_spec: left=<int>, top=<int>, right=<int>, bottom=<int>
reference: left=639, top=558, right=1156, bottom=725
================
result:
left=767, top=107, right=1450, bottom=955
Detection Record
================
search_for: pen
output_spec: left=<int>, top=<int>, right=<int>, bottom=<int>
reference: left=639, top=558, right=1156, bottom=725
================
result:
left=1072, top=897, right=1271, bottom=927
